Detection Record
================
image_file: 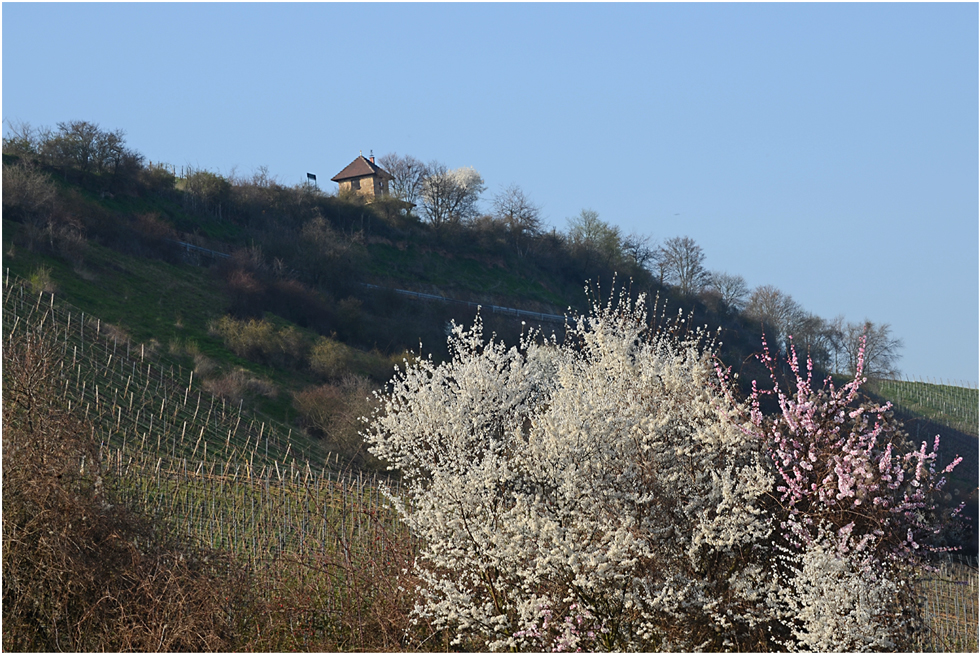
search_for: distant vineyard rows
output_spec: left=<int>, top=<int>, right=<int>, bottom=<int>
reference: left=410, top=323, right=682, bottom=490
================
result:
left=3, top=271, right=408, bottom=573
left=105, top=447, right=412, bottom=568
left=3, top=273, right=334, bottom=470
left=866, top=377, right=978, bottom=437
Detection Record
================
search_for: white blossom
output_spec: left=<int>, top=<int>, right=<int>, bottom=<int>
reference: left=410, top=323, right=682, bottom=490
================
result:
left=364, top=287, right=949, bottom=651
left=365, top=291, right=775, bottom=650
left=774, top=524, right=904, bottom=652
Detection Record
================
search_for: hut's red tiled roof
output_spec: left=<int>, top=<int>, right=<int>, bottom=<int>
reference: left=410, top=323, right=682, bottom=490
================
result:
left=331, top=155, right=393, bottom=182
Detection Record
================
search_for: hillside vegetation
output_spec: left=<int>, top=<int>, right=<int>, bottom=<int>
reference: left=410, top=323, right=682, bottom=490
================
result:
left=1, top=121, right=773, bottom=454
left=2, top=120, right=977, bottom=651
left=4, top=121, right=974, bottom=468
left=3, top=290, right=429, bottom=650
left=866, top=378, right=978, bottom=437
left=3, top=117, right=974, bottom=508
left=4, top=271, right=976, bottom=652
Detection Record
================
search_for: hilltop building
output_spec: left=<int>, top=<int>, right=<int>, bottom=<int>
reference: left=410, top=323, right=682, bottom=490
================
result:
left=331, top=152, right=393, bottom=202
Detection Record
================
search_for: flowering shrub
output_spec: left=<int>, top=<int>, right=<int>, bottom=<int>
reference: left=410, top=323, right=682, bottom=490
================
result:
left=721, top=335, right=963, bottom=564
left=365, top=291, right=963, bottom=651
left=716, top=334, right=964, bottom=650
left=773, top=525, right=903, bottom=652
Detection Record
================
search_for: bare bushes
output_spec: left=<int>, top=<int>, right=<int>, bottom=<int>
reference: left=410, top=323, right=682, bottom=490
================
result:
left=180, top=167, right=231, bottom=219
left=247, top=520, right=428, bottom=651
left=2, top=159, right=58, bottom=224
left=309, top=335, right=354, bottom=379
left=2, top=326, right=257, bottom=651
left=3, top=160, right=87, bottom=265
left=310, top=334, right=411, bottom=383
left=297, top=216, right=366, bottom=295
left=209, top=314, right=308, bottom=368
left=293, top=375, right=379, bottom=466
left=219, top=251, right=337, bottom=331
left=27, top=265, right=56, bottom=294
left=100, top=321, right=132, bottom=347
left=202, top=367, right=277, bottom=405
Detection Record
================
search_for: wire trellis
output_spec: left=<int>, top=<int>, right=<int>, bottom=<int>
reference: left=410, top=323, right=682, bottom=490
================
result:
left=915, top=554, right=979, bottom=652
left=3, top=271, right=336, bottom=470
left=104, top=447, right=412, bottom=568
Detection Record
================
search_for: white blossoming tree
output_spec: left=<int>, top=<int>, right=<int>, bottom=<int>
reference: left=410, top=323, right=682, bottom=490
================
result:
left=364, top=289, right=963, bottom=651
left=774, top=525, right=903, bottom=652
left=366, top=291, right=777, bottom=650
left=419, top=164, right=485, bottom=228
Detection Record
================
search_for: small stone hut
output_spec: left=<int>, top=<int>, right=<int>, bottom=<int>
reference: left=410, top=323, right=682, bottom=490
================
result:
left=331, top=153, right=393, bottom=201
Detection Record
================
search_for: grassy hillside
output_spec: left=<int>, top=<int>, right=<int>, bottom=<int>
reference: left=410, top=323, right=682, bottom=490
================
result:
left=2, top=218, right=308, bottom=424
left=2, top=274, right=329, bottom=469
left=4, top=134, right=978, bottom=650
left=363, top=239, right=570, bottom=310
left=1, top=145, right=774, bottom=463
left=866, top=378, right=978, bottom=437
left=3, top=142, right=976, bottom=483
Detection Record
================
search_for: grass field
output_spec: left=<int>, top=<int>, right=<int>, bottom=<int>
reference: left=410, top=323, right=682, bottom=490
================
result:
left=2, top=218, right=317, bottom=422
left=365, top=240, right=571, bottom=311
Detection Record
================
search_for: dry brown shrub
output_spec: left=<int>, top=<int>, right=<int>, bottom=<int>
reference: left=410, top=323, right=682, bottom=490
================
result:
left=100, top=321, right=132, bottom=347
left=202, top=367, right=276, bottom=404
left=134, top=211, right=176, bottom=241
left=293, top=375, right=380, bottom=467
left=309, top=335, right=354, bottom=380
left=243, top=516, right=434, bottom=652
left=2, top=325, right=259, bottom=652
left=210, top=314, right=310, bottom=368
left=193, top=352, right=218, bottom=377
left=362, top=348, right=414, bottom=384
left=224, top=267, right=268, bottom=317
left=26, top=265, right=56, bottom=294
left=1, top=160, right=58, bottom=224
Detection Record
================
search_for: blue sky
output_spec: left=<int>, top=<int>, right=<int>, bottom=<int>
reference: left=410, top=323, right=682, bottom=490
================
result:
left=3, top=3, right=977, bottom=384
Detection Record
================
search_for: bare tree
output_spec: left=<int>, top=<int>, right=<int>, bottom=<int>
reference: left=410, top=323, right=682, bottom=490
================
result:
left=658, top=236, right=710, bottom=296
left=789, top=312, right=834, bottom=371
left=828, top=317, right=903, bottom=378
left=622, top=232, right=657, bottom=270
left=39, top=121, right=132, bottom=175
left=1, top=159, right=61, bottom=251
left=182, top=167, right=232, bottom=218
left=2, top=120, right=49, bottom=156
left=492, top=184, right=541, bottom=257
left=377, top=153, right=427, bottom=205
left=2, top=159, right=58, bottom=219
left=420, top=163, right=485, bottom=228
left=744, top=284, right=804, bottom=350
left=707, top=271, right=749, bottom=312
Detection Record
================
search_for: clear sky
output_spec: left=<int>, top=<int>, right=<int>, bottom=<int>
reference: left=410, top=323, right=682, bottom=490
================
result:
left=3, top=3, right=977, bottom=385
